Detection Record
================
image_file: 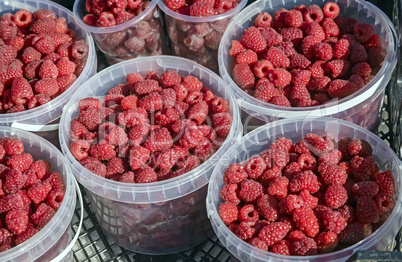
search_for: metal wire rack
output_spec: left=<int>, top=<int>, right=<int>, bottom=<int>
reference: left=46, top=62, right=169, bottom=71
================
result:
left=66, top=0, right=402, bottom=261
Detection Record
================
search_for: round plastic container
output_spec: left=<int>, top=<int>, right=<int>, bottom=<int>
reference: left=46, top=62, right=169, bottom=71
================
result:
left=59, top=55, right=242, bottom=254
left=0, top=0, right=97, bottom=145
left=0, top=126, right=77, bottom=262
left=73, top=0, right=170, bottom=65
left=218, top=0, right=398, bottom=132
left=206, top=117, right=402, bottom=262
left=158, top=0, right=247, bottom=73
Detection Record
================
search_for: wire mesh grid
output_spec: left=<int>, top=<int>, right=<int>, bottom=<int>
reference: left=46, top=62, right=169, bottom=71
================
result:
left=67, top=0, right=402, bottom=261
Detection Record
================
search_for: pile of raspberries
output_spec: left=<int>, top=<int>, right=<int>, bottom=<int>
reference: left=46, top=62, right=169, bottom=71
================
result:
left=69, top=70, right=233, bottom=183
left=230, top=2, right=386, bottom=107
left=218, top=134, right=395, bottom=256
left=0, top=137, right=66, bottom=252
left=163, top=0, right=240, bottom=16
left=0, top=9, right=89, bottom=114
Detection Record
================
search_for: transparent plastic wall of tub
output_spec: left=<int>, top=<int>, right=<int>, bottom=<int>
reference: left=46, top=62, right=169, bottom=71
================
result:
left=0, top=126, right=76, bottom=262
left=0, top=0, right=97, bottom=132
left=218, top=0, right=397, bottom=131
left=59, top=55, right=242, bottom=254
left=158, top=0, right=247, bottom=73
left=207, top=117, right=402, bottom=262
left=73, top=0, right=170, bottom=65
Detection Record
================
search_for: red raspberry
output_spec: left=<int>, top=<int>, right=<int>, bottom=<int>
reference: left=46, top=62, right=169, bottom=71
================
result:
left=254, top=12, right=272, bottom=28
left=352, top=181, right=378, bottom=199
left=54, top=57, right=76, bottom=77
left=218, top=201, right=238, bottom=225
left=0, top=21, right=17, bottom=41
left=306, top=21, right=325, bottom=41
left=135, top=166, right=157, bottom=183
left=318, top=162, right=347, bottom=186
left=45, top=171, right=65, bottom=191
left=353, top=23, right=374, bottom=43
left=239, top=179, right=264, bottom=203
left=267, top=69, right=291, bottom=88
left=373, top=170, right=395, bottom=197
left=96, top=12, right=116, bottom=27
left=268, top=240, right=290, bottom=255
left=133, top=80, right=161, bottom=96
left=143, top=127, right=173, bottom=152
left=304, top=4, right=324, bottom=23
left=338, top=222, right=366, bottom=245
left=267, top=176, right=289, bottom=199
left=315, top=231, right=338, bottom=254
left=236, top=49, right=258, bottom=65
left=286, top=230, right=306, bottom=242
left=211, top=96, right=230, bottom=113
left=15, top=227, right=39, bottom=246
left=321, top=18, right=340, bottom=38
left=223, top=163, right=248, bottom=184
left=0, top=194, right=24, bottom=214
left=289, top=170, right=320, bottom=194
left=182, top=76, right=203, bottom=93
left=105, top=157, right=127, bottom=178
left=137, top=92, right=163, bottom=112
left=244, top=156, right=267, bottom=179
left=375, top=193, right=395, bottom=214
left=254, top=81, right=279, bottom=103
left=259, top=149, right=289, bottom=170
left=325, top=184, right=347, bottom=209
left=272, top=8, right=288, bottom=31
left=258, top=222, right=289, bottom=247
left=270, top=137, right=293, bottom=152
left=338, top=204, right=355, bottom=223
left=301, top=36, right=322, bottom=60
left=89, top=140, right=116, bottom=161
left=220, top=184, right=240, bottom=204
left=6, top=36, right=24, bottom=51
left=3, top=169, right=26, bottom=195
left=241, top=26, right=267, bottom=53
left=27, top=180, right=52, bottom=204
left=165, top=0, right=185, bottom=11
left=38, top=60, right=58, bottom=79
left=351, top=62, right=372, bottom=78
left=5, top=209, right=28, bottom=234
left=281, top=27, right=303, bottom=46
left=278, top=194, right=304, bottom=215
left=293, top=207, right=319, bottom=237
left=10, top=76, right=34, bottom=105
left=238, top=204, right=259, bottom=222
left=247, top=238, right=267, bottom=251
left=356, top=196, right=380, bottom=224
left=119, top=171, right=134, bottom=183
left=299, top=189, right=318, bottom=209
left=7, top=153, right=33, bottom=172
left=32, top=33, right=55, bottom=55
left=347, top=138, right=372, bottom=157
left=291, top=70, right=311, bottom=85
left=78, top=98, right=102, bottom=113
left=309, top=60, right=326, bottom=79
left=351, top=156, right=376, bottom=182
left=297, top=154, right=317, bottom=171
left=229, top=40, right=246, bottom=57
left=186, top=101, right=208, bottom=125
left=21, top=47, right=41, bottom=65
left=159, top=70, right=181, bottom=88
left=260, top=28, right=283, bottom=47
left=13, top=9, right=32, bottom=28
left=253, top=60, right=273, bottom=79
left=34, top=78, right=59, bottom=96
left=266, top=47, right=290, bottom=69
left=237, top=221, right=256, bottom=240
left=289, top=54, right=311, bottom=71
left=212, top=112, right=232, bottom=138
left=291, top=237, right=318, bottom=255
left=322, top=2, right=340, bottom=19
left=32, top=9, right=56, bottom=21
left=69, top=140, right=90, bottom=160
left=31, top=203, right=56, bottom=227
left=332, top=38, right=350, bottom=59
left=328, top=79, right=358, bottom=98
left=284, top=10, right=303, bottom=27
left=190, top=2, right=214, bottom=17
left=84, top=162, right=107, bottom=177
left=325, top=59, right=351, bottom=79
left=364, top=34, right=382, bottom=48
left=318, top=149, right=342, bottom=165
left=313, top=42, right=333, bottom=61
left=257, top=194, right=279, bottom=223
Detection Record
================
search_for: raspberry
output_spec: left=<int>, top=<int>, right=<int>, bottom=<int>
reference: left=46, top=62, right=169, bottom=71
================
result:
left=96, top=12, right=116, bottom=27
left=318, top=149, right=342, bottom=165
left=165, top=0, right=186, bottom=11
left=159, top=70, right=181, bottom=88
left=238, top=204, right=259, bottom=222
left=218, top=201, right=238, bottom=225
left=373, top=170, right=395, bottom=197
left=241, top=26, right=267, bottom=53
left=258, top=222, right=289, bottom=247
left=349, top=44, right=368, bottom=65
left=135, top=166, right=157, bottom=183
left=54, top=57, right=75, bottom=77
left=256, top=194, right=279, bottom=223
left=252, top=60, right=273, bottom=79
left=337, top=204, right=355, bottom=224
left=7, top=153, right=33, bottom=172
left=33, top=9, right=56, bottom=21
left=374, top=193, right=395, bottom=214
left=284, top=10, right=303, bottom=27
left=289, top=170, right=320, bottom=194
left=3, top=169, right=26, bottom=195
left=0, top=21, right=17, bottom=41
left=105, top=157, right=127, bottom=178
left=348, top=138, right=372, bottom=157
left=254, top=81, right=279, bottom=103
left=297, top=154, right=317, bottom=171
left=293, top=207, right=319, bottom=237
left=301, top=36, right=322, bottom=60
left=189, top=2, right=214, bottom=17
left=31, top=203, right=56, bottom=227
left=71, top=42, right=89, bottom=60
left=239, top=179, right=264, bottom=203
left=353, top=23, right=374, bottom=43
left=78, top=98, right=102, bottom=113
left=69, top=140, right=90, bottom=160
left=279, top=194, right=304, bottom=215
left=266, top=47, right=290, bottom=68
left=281, top=27, right=303, bottom=47
left=39, top=60, right=58, bottom=79
left=254, top=12, right=272, bottom=28
left=338, top=222, right=366, bottom=245
left=212, top=112, right=232, bottom=138
left=270, top=137, right=293, bottom=152
left=332, top=38, right=350, bottom=60
left=15, top=228, right=39, bottom=246
left=364, top=34, right=382, bottom=49
left=187, top=101, right=208, bottom=124
left=325, top=59, right=351, bottom=79
left=306, top=22, right=325, bottom=41
left=313, top=42, right=333, bottom=61
left=321, top=18, right=339, bottom=38
left=211, top=96, right=230, bottom=113
left=367, top=46, right=386, bottom=68
left=236, top=49, right=258, bottom=65
left=291, top=70, right=311, bottom=86
left=182, top=76, right=203, bottom=93
left=299, top=189, right=318, bottom=209
left=89, top=139, right=116, bottom=161
left=356, top=196, right=380, bottom=224
left=13, top=9, right=32, bottom=28
left=143, top=128, right=173, bottom=152
left=272, top=8, right=288, bottom=31
left=32, top=33, right=56, bottom=55
left=34, top=78, right=59, bottom=96
left=220, top=184, right=240, bottom=204
left=318, top=162, right=347, bottom=186
left=325, top=184, right=348, bottom=209
left=229, top=40, right=246, bottom=57
left=260, top=28, right=283, bottom=47
left=259, top=149, right=289, bottom=170
left=5, top=209, right=28, bottom=234
left=223, top=163, right=248, bottom=184
left=351, top=156, right=376, bottom=182
left=0, top=45, right=18, bottom=67
left=0, top=194, right=24, bottom=214
left=328, top=79, right=358, bottom=98
left=27, top=181, right=52, bottom=204
left=277, top=41, right=297, bottom=57
left=352, top=181, right=378, bottom=200
left=267, top=176, right=289, bottom=199
left=291, top=237, right=318, bottom=255
left=286, top=230, right=306, bottom=242
left=10, top=76, right=34, bottom=105
left=351, top=62, right=371, bottom=78
left=315, top=231, right=338, bottom=254
left=309, top=60, right=326, bottom=79
left=138, top=92, right=163, bottom=112
left=237, top=221, right=256, bottom=240
left=45, top=171, right=65, bottom=191
left=84, top=162, right=107, bottom=177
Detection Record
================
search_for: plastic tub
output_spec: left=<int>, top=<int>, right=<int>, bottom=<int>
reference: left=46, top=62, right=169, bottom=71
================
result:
left=218, top=0, right=398, bottom=132
left=59, top=55, right=242, bottom=254
left=206, top=117, right=402, bottom=262
left=158, top=0, right=247, bottom=73
left=73, top=0, right=169, bottom=65
left=0, top=126, right=77, bottom=262
left=0, top=0, right=97, bottom=145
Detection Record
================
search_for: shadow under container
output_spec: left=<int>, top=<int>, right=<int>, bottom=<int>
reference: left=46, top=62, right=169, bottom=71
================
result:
left=0, top=0, right=97, bottom=146
left=158, top=0, right=247, bottom=73
left=218, top=0, right=397, bottom=133
left=59, top=56, right=242, bottom=254
left=207, top=117, right=402, bottom=262
left=73, top=0, right=169, bottom=65
left=0, top=126, right=77, bottom=262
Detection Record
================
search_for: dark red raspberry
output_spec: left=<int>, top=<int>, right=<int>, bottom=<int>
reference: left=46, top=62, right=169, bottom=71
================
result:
left=293, top=207, right=319, bottom=237
left=239, top=179, right=264, bottom=203
left=315, top=231, right=338, bottom=254
left=270, top=240, right=290, bottom=255
left=351, top=156, right=376, bottom=182
left=218, top=201, right=238, bottom=225
left=352, top=181, right=379, bottom=200
left=258, top=222, right=289, bottom=247
left=356, top=196, right=380, bottom=224
left=349, top=43, right=368, bottom=64
left=338, top=222, right=366, bottom=245
left=325, top=59, right=351, bottom=79
left=353, top=23, right=374, bottom=43
left=318, top=162, right=348, bottom=186
left=348, top=138, right=372, bottom=157
left=367, top=46, right=386, bottom=68
left=374, top=193, right=395, bottom=214
left=373, top=170, right=395, bottom=197
left=290, top=237, right=318, bottom=255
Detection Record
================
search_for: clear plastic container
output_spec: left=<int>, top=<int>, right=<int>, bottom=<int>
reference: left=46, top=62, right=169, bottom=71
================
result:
left=206, top=117, right=402, bottom=262
left=59, top=55, right=242, bottom=254
left=73, top=0, right=170, bottom=65
left=0, top=126, right=76, bottom=262
left=0, top=0, right=97, bottom=145
left=218, top=0, right=398, bottom=131
left=158, top=0, right=247, bottom=73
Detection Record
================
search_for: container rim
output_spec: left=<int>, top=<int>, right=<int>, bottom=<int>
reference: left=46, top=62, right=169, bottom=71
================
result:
left=0, top=0, right=96, bottom=126
left=218, top=0, right=398, bottom=118
left=207, top=117, right=402, bottom=261
left=158, top=0, right=247, bottom=23
left=59, top=55, right=242, bottom=204
left=0, top=126, right=76, bottom=261
left=73, top=0, right=159, bottom=34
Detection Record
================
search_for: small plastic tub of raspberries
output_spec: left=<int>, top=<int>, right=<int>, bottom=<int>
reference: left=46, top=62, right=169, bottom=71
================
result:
left=218, top=0, right=397, bottom=132
left=58, top=55, right=242, bottom=254
left=206, top=117, right=402, bottom=261
left=73, top=0, right=170, bottom=65
left=0, top=0, right=97, bottom=145
left=158, top=0, right=247, bottom=72
left=0, top=126, right=77, bottom=261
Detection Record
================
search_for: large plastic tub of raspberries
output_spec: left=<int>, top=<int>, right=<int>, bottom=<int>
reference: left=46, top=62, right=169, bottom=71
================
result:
left=0, top=0, right=97, bottom=144
left=218, top=0, right=397, bottom=132
left=206, top=117, right=402, bottom=261
left=58, top=56, right=242, bottom=254
left=0, top=126, right=76, bottom=261
left=73, top=0, right=170, bottom=65
left=158, top=0, right=247, bottom=72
